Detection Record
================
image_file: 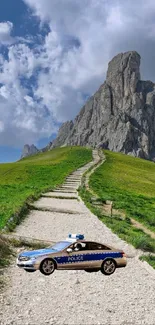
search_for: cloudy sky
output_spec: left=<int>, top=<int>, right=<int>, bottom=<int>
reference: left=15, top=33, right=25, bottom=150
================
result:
left=1, top=0, right=155, bottom=162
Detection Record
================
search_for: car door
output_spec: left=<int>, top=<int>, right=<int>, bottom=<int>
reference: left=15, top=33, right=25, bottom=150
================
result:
left=56, top=242, right=90, bottom=270
left=55, top=241, right=111, bottom=270
left=85, top=242, right=112, bottom=268
left=76, top=242, right=113, bottom=269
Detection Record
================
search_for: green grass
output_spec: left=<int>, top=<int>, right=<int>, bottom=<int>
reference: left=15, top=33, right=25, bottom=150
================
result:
left=0, top=147, right=92, bottom=230
left=89, top=150, right=155, bottom=232
left=79, top=187, right=155, bottom=253
left=0, top=235, right=13, bottom=290
left=139, top=255, right=155, bottom=269
left=0, top=235, right=13, bottom=269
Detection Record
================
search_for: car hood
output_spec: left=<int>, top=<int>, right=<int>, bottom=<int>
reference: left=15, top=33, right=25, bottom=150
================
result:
left=18, top=248, right=56, bottom=258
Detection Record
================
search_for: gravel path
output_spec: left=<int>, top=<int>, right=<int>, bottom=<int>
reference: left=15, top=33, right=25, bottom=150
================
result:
left=0, top=150, right=155, bottom=325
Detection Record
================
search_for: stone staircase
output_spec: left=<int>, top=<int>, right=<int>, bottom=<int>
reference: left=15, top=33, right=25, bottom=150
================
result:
left=40, top=149, right=100, bottom=200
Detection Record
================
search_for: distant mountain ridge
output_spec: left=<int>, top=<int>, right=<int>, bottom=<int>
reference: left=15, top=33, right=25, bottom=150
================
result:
left=21, top=51, right=155, bottom=161
left=20, top=142, right=53, bottom=159
left=21, top=144, right=39, bottom=159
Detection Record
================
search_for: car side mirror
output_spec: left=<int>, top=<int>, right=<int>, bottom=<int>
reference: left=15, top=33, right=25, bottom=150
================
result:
left=67, top=248, right=72, bottom=253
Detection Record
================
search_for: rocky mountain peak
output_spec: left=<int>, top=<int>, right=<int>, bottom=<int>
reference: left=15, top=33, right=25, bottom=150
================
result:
left=51, top=50, right=155, bottom=161
left=21, top=144, right=39, bottom=159
left=52, top=121, right=74, bottom=148
left=106, top=51, right=141, bottom=100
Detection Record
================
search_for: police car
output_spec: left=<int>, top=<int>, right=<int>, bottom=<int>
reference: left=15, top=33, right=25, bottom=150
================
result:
left=17, top=234, right=127, bottom=276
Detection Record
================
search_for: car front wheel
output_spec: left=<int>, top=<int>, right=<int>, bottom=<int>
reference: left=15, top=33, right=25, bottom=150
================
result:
left=101, top=259, right=116, bottom=275
left=40, top=258, right=55, bottom=276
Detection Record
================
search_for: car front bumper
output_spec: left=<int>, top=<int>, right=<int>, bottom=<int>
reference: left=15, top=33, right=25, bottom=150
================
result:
left=17, top=259, right=39, bottom=271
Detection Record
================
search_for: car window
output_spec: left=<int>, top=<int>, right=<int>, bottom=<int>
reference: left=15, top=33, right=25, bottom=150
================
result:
left=67, top=242, right=111, bottom=252
left=88, top=243, right=111, bottom=250
left=50, top=241, right=71, bottom=251
left=70, top=242, right=88, bottom=251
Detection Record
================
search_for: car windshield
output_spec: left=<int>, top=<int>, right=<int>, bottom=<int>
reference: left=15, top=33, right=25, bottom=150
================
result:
left=50, top=241, right=70, bottom=251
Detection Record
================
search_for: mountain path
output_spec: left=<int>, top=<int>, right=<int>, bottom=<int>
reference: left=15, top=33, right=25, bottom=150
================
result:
left=0, top=150, right=155, bottom=325
left=130, top=218, right=155, bottom=240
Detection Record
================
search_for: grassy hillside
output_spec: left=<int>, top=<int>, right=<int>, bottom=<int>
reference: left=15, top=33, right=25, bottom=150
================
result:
left=90, top=150, right=155, bottom=232
left=139, top=255, right=155, bottom=269
left=79, top=150, right=155, bottom=255
left=0, top=147, right=92, bottom=230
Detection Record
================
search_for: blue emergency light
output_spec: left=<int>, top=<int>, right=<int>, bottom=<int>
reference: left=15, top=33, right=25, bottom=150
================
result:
left=68, top=234, right=84, bottom=240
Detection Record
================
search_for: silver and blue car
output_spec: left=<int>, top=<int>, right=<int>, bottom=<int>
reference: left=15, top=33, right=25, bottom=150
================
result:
left=17, top=234, right=127, bottom=276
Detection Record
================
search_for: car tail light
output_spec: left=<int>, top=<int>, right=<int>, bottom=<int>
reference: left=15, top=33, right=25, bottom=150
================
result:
left=121, top=251, right=127, bottom=257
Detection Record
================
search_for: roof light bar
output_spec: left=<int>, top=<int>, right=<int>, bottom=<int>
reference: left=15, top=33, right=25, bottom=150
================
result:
left=68, top=234, right=84, bottom=240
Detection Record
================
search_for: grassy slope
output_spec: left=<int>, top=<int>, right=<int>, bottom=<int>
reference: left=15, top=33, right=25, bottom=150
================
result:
left=79, top=150, right=155, bottom=254
left=139, top=255, right=155, bottom=269
left=0, top=235, right=13, bottom=289
left=0, top=147, right=92, bottom=230
left=90, top=150, right=155, bottom=232
left=80, top=187, right=155, bottom=253
left=0, top=235, right=13, bottom=268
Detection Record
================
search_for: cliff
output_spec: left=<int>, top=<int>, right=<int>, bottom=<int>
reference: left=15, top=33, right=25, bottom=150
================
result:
left=52, top=51, right=155, bottom=160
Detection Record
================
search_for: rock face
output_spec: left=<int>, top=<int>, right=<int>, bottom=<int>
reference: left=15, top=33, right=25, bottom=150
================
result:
left=41, top=141, right=53, bottom=152
left=52, top=51, right=155, bottom=160
left=52, top=121, right=74, bottom=148
left=21, top=144, right=39, bottom=159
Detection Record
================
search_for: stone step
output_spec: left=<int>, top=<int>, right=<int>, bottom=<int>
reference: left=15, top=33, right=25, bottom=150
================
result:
left=56, top=186, right=78, bottom=189
left=66, top=181, right=81, bottom=184
left=65, top=178, right=81, bottom=183
left=66, top=182, right=80, bottom=185
left=59, top=187, right=78, bottom=191
left=30, top=205, right=82, bottom=215
left=66, top=177, right=81, bottom=180
left=42, top=192, right=78, bottom=199
left=60, top=183, right=78, bottom=186
left=78, top=168, right=89, bottom=171
left=69, top=172, right=86, bottom=177
left=78, top=167, right=90, bottom=171
left=61, top=184, right=79, bottom=188
left=66, top=181, right=81, bottom=183
left=32, top=198, right=84, bottom=215
left=64, top=184, right=80, bottom=187
left=54, top=188, right=77, bottom=193
left=64, top=182, right=80, bottom=185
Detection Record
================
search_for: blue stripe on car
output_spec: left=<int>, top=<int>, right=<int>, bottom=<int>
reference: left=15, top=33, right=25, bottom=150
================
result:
left=54, top=252, right=122, bottom=264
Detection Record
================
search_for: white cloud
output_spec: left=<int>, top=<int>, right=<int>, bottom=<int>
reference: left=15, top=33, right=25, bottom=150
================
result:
left=0, top=42, right=58, bottom=146
left=0, top=80, right=58, bottom=146
left=1, top=1, right=155, bottom=147
left=0, top=121, right=4, bottom=132
left=0, top=21, right=14, bottom=45
left=23, top=0, right=155, bottom=118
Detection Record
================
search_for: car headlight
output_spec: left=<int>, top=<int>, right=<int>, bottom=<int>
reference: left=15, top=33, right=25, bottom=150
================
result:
left=18, top=256, right=31, bottom=261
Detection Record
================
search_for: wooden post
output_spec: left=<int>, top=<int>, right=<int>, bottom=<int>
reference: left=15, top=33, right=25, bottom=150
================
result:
left=110, top=201, right=113, bottom=217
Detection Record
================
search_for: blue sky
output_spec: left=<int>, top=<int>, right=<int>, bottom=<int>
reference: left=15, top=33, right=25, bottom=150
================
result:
left=0, top=0, right=39, bottom=162
left=0, top=0, right=58, bottom=162
left=1, top=0, right=155, bottom=162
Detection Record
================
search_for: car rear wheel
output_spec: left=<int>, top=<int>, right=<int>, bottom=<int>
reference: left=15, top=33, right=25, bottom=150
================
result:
left=101, top=259, right=116, bottom=275
left=25, top=269, right=36, bottom=273
left=40, top=258, right=55, bottom=276
left=85, top=268, right=100, bottom=273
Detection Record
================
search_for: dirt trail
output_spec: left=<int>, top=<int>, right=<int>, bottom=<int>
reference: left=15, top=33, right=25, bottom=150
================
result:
left=0, top=150, right=155, bottom=325
left=130, top=218, right=155, bottom=239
